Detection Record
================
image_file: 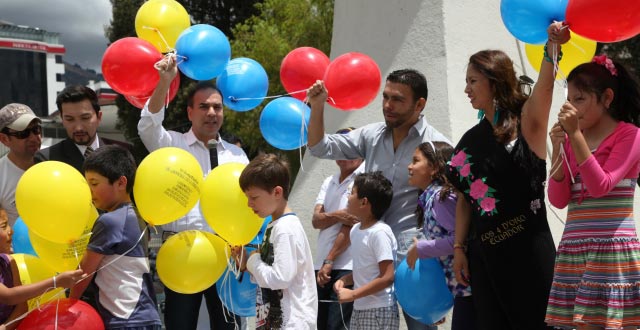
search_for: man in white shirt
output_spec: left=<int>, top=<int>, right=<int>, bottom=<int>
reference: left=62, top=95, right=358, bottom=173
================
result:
left=0, top=103, right=42, bottom=225
left=313, top=127, right=364, bottom=330
left=138, top=55, right=249, bottom=330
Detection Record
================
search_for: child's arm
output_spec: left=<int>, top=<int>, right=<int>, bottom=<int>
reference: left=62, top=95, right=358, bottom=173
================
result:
left=453, top=191, right=471, bottom=286
left=69, top=250, right=104, bottom=299
left=547, top=123, right=571, bottom=208
left=335, top=259, right=394, bottom=304
left=0, top=257, right=82, bottom=307
left=246, top=231, right=299, bottom=290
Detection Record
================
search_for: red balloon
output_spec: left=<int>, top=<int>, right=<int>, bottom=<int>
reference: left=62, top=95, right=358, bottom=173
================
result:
left=125, top=73, right=181, bottom=109
left=323, top=52, right=381, bottom=111
left=566, top=0, right=640, bottom=42
left=280, top=47, right=330, bottom=101
left=102, top=37, right=163, bottom=96
left=17, top=298, right=104, bottom=330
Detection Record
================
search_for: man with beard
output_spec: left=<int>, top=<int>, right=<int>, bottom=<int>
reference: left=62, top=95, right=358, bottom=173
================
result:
left=35, top=85, right=130, bottom=172
left=0, top=103, right=42, bottom=225
left=306, top=69, right=451, bottom=330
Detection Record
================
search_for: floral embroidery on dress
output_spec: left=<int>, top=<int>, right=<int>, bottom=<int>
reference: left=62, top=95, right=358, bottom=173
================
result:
left=530, top=198, right=541, bottom=214
left=448, top=149, right=499, bottom=216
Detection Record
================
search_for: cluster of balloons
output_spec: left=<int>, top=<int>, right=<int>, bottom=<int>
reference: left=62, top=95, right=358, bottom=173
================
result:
left=500, top=0, right=640, bottom=77
left=12, top=162, right=100, bottom=310
left=132, top=148, right=267, bottom=294
left=280, top=47, right=381, bottom=111
left=259, top=47, right=380, bottom=150
left=103, top=0, right=271, bottom=112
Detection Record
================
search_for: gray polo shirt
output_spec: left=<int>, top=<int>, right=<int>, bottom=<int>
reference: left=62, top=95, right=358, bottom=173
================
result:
left=309, top=115, right=451, bottom=238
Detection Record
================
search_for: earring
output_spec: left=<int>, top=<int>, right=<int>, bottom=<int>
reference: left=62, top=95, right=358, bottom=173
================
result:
left=493, top=99, right=500, bottom=125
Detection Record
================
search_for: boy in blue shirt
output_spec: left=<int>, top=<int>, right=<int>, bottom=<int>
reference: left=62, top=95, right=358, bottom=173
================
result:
left=70, top=145, right=161, bottom=329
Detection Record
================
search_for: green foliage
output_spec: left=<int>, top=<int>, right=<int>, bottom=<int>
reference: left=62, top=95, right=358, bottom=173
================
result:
left=224, top=0, right=334, bottom=178
left=597, top=35, right=640, bottom=76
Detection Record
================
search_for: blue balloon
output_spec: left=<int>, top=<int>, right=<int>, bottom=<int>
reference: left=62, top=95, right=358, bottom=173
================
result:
left=216, top=266, right=257, bottom=316
left=259, top=97, right=310, bottom=150
left=175, top=24, right=231, bottom=80
left=12, top=217, right=37, bottom=256
left=395, top=258, right=453, bottom=325
left=249, top=216, right=271, bottom=246
left=216, top=58, right=269, bottom=111
left=500, top=0, right=568, bottom=44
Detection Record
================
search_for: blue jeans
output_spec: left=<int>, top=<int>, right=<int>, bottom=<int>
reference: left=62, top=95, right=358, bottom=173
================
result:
left=396, top=229, right=436, bottom=330
left=317, top=269, right=353, bottom=330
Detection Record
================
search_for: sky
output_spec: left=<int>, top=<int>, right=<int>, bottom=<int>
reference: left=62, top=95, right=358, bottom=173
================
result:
left=1, top=0, right=113, bottom=72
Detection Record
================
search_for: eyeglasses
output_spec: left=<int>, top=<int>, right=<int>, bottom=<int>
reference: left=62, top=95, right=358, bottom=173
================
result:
left=2, top=125, right=42, bottom=139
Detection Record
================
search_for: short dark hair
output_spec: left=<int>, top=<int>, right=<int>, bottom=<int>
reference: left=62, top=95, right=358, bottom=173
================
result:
left=386, top=69, right=428, bottom=102
left=239, top=154, right=291, bottom=199
left=187, top=82, right=223, bottom=108
left=56, top=85, right=100, bottom=114
left=83, top=145, right=137, bottom=193
left=353, top=171, right=393, bottom=220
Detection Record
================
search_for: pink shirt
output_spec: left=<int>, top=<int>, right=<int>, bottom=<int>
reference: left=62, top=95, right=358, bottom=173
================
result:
left=548, top=122, right=640, bottom=208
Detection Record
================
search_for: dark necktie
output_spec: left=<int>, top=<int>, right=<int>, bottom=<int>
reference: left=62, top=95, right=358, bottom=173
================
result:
left=84, top=146, right=94, bottom=158
left=209, top=142, right=218, bottom=169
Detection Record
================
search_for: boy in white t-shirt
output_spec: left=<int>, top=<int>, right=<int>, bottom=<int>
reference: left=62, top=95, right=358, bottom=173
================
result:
left=334, top=171, right=399, bottom=330
left=235, top=154, right=317, bottom=330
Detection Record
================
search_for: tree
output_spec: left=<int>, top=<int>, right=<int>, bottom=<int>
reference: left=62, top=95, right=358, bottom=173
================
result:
left=598, top=35, right=640, bottom=76
left=224, top=0, right=334, bottom=178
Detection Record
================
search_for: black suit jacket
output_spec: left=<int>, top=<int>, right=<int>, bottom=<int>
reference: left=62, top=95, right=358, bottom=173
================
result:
left=34, top=137, right=132, bottom=173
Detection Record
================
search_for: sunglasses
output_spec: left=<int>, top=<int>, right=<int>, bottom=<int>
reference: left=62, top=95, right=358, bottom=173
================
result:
left=2, top=125, right=42, bottom=139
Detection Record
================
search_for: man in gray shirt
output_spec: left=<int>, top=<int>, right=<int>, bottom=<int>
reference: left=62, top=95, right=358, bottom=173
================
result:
left=306, top=69, right=451, bottom=330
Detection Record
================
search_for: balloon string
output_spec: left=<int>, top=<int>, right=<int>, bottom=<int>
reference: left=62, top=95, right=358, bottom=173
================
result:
left=142, top=26, right=175, bottom=54
left=228, top=89, right=307, bottom=102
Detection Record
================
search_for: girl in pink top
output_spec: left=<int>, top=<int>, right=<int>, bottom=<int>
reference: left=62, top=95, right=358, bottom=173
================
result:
left=546, top=56, right=640, bottom=330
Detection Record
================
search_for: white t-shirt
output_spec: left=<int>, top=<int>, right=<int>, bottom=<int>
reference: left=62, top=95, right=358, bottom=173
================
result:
left=0, top=156, right=25, bottom=225
left=350, top=221, right=397, bottom=310
left=313, top=163, right=364, bottom=270
left=247, top=213, right=317, bottom=329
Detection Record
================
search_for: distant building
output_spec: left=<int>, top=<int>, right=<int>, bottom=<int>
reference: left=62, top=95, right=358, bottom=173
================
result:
left=0, top=20, right=65, bottom=117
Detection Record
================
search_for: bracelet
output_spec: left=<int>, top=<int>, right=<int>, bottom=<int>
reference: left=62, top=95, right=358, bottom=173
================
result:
left=52, top=275, right=57, bottom=289
left=322, top=259, right=334, bottom=265
left=544, top=43, right=563, bottom=63
left=453, top=243, right=466, bottom=250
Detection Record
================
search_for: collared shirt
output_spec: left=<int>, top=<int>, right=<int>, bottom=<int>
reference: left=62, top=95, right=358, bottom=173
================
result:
left=138, top=104, right=249, bottom=233
left=309, top=115, right=451, bottom=238
left=75, top=135, right=100, bottom=156
left=313, top=162, right=364, bottom=270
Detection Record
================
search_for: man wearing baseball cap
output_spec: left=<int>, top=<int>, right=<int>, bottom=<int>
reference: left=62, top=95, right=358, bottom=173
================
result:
left=0, top=103, right=42, bottom=225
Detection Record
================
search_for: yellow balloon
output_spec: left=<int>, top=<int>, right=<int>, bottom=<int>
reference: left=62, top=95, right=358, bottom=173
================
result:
left=156, top=230, right=229, bottom=294
left=200, top=163, right=263, bottom=246
left=11, top=253, right=65, bottom=310
left=525, top=32, right=597, bottom=79
left=134, top=147, right=203, bottom=226
left=16, top=161, right=92, bottom=244
left=135, top=0, right=190, bottom=53
left=29, top=211, right=95, bottom=273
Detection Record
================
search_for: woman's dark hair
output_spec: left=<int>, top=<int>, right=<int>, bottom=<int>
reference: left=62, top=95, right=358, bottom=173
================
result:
left=469, top=50, right=528, bottom=143
left=568, top=58, right=640, bottom=127
left=414, top=141, right=455, bottom=228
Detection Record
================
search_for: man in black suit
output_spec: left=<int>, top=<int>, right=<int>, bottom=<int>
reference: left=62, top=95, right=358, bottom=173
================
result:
left=35, top=86, right=130, bottom=172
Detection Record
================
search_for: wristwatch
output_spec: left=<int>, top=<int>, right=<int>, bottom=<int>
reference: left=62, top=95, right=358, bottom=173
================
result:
left=322, top=259, right=334, bottom=265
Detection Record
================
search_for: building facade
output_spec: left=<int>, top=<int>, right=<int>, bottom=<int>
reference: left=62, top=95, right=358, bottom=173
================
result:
left=0, top=20, right=65, bottom=117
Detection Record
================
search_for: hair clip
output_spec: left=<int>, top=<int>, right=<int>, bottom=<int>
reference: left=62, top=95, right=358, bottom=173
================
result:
left=592, top=55, right=618, bottom=76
